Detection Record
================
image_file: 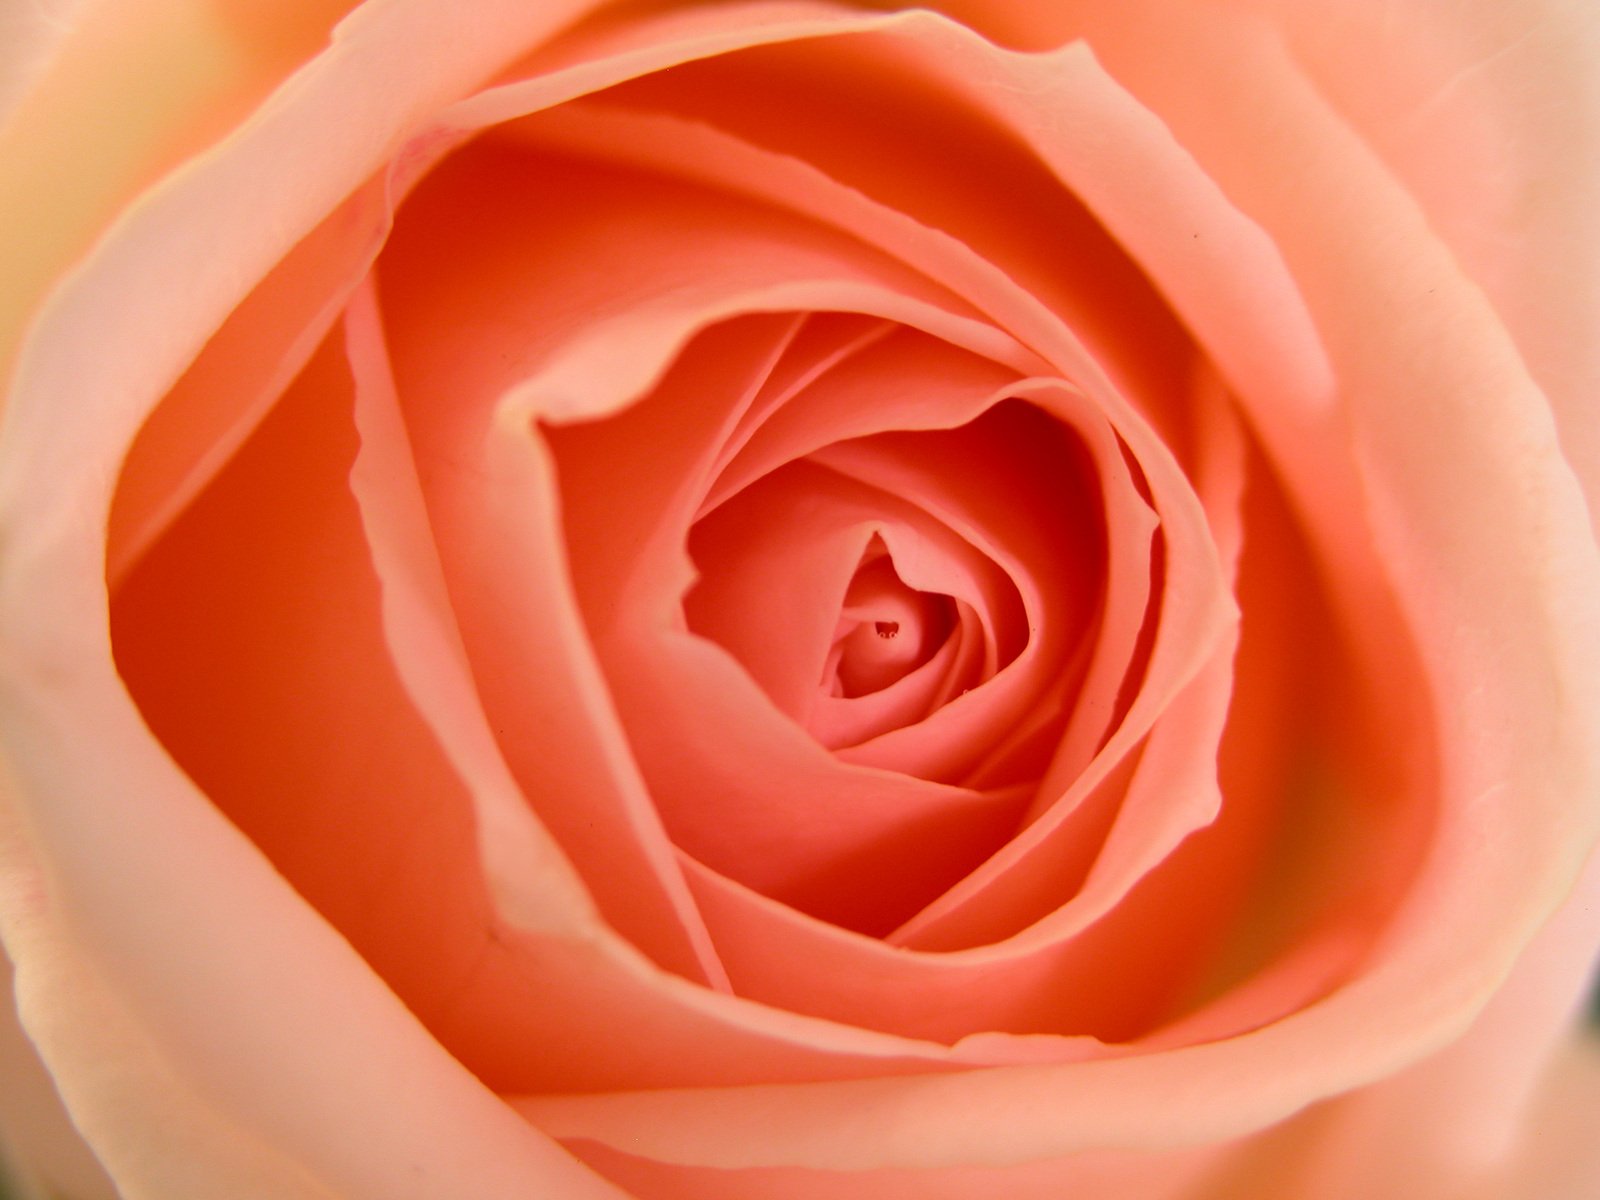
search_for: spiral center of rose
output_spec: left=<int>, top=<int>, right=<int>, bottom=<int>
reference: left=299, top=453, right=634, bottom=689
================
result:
left=828, top=545, right=956, bottom=697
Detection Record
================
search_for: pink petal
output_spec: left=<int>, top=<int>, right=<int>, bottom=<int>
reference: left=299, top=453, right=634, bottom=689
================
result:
left=0, top=0, right=362, bottom=380
left=0, top=947, right=117, bottom=1200
left=1248, top=0, right=1600, bottom=530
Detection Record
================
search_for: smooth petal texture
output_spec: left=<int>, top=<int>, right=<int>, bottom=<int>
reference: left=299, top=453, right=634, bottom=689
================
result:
left=0, top=0, right=88, bottom=126
left=8, top=352, right=634, bottom=1197
left=505, top=366, right=1266, bottom=1050
left=0, top=801, right=345, bottom=1200
left=1242, top=843, right=1600, bottom=1199
left=0, top=0, right=360, bottom=382
left=104, top=168, right=397, bottom=586
left=0, top=948, right=117, bottom=1200
left=343, top=277, right=621, bottom=944
left=1, top=1, right=1597, bottom=1197
left=381, top=147, right=980, bottom=934
left=1248, top=0, right=1600, bottom=530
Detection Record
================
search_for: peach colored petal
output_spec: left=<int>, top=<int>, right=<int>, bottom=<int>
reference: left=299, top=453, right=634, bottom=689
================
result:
left=688, top=467, right=1012, bottom=738
left=561, top=365, right=1086, bottom=930
left=688, top=328, right=1042, bottom=727
left=440, top=3, right=901, bottom=139
left=561, top=1134, right=1236, bottom=1200
left=1247, top=0, right=1600, bottom=530
left=702, top=327, right=1027, bottom=506
left=510, top=97, right=1178, bottom=446
left=148, top=289, right=998, bottom=1093
left=2, top=2, right=1593, bottom=1195
left=1076, top=0, right=1600, bottom=991
left=886, top=381, right=1236, bottom=951
left=0, top=805, right=348, bottom=1200
left=0, top=0, right=88, bottom=128
left=646, top=392, right=1254, bottom=1047
left=512, top=96, right=1235, bottom=857
left=0, top=732, right=627, bottom=1199
left=533, top=23, right=1196, bottom=439
left=548, top=312, right=813, bottom=674
left=105, top=322, right=746, bottom=1097
left=0, top=1, right=941, bottom=1191
left=349, top=307, right=725, bottom=988
left=340, top=86, right=1260, bottom=1081
left=378, top=136, right=1041, bottom=939
left=0, top=0, right=361, bottom=382
left=1133, top=412, right=1388, bottom=1048
left=0, top=950, right=117, bottom=1200
left=114, top=327, right=545, bottom=1033
left=561, top=1034, right=1600, bottom=1200
left=615, top=629, right=1030, bottom=937
left=343, top=276, right=726, bottom=986
left=815, top=606, right=972, bottom=747
left=678, top=833, right=1213, bottom=1045
left=480, top=23, right=1292, bottom=1049
left=637, top=474, right=1334, bottom=1054
left=106, top=171, right=395, bottom=585
left=703, top=314, right=904, bottom=507
left=7, top=231, right=1017, bottom=1199
left=812, top=410, right=1100, bottom=786
left=692, top=486, right=881, bottom=724
left=2, top=0, right=618, bottom=528
left=1164, top=845, right=1600, bottom=1200
left=1478, top=1034, right=1600, bottom=1200
left=814, top=558, right=996, bottom=747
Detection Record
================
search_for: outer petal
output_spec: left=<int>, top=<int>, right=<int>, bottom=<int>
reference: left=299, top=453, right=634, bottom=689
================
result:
left=0, top=0, right=86, bottom=126
left=0, top=805, right=342, bottom=1200
left=544, top=852, right=1600, bottom=1199
left=0, top=0, right=360, bottom=382
left=0, top=951, right=116, bottom=1200
left=1246, top=0, right=1600, bottom=528
left=1253, top=846, right=1600, bottom=1200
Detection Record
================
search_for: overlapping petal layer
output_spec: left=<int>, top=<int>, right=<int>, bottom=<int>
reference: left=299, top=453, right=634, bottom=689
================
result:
left=96, top=4, right=1434, bottom=1085
left=0, top=1, right=1594, bottom=1197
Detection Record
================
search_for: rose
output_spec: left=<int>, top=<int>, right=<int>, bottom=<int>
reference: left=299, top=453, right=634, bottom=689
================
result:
left=2, top=1, right=1599, bottom=1197
left=2, top=3, right=1599, bottom=1198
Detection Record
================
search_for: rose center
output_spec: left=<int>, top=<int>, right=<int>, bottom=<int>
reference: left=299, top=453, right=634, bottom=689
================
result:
left=827, top=551, right=954, bottom=698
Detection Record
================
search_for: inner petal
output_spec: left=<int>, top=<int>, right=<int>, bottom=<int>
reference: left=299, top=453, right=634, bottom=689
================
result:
left=828, top=545, right=955, bottom=699
left=685, top=455, right=1024, bottom=752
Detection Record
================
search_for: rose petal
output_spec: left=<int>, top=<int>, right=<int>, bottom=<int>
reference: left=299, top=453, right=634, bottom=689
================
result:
left=378, top=132, right=1046, bottom=937
left=885, top=386, right=1235, bottom=950
left=647, top=387, right=1258, bottom=1047
left=687, top=465, right=1015, bottom=738
left=1250, top=0, right=1600, bottom=528
left=344, top=277, right=729, bottom=985
left=0, top=948, right=118, bottom=1200
left=106, top=172, right=396, bottom=585
left=0, top=0, right=361, bottom=381
left=811, top=405, right=1102, bottom=786
left=0, top=809, right=361, bottom=1200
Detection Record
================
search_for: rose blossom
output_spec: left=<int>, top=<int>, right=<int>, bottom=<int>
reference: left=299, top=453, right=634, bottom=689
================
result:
left=1, top=1, right=1599, bottom=1197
